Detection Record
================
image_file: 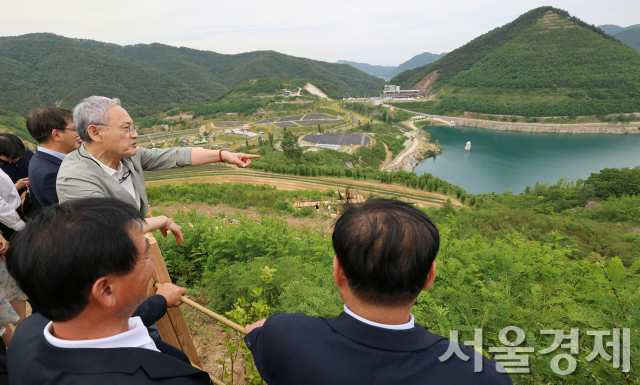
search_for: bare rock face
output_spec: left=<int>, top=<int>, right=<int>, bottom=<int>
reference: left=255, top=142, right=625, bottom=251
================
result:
left=414, top=70, right=440, bottom=95
left=583, top=201, right=601, bottom=212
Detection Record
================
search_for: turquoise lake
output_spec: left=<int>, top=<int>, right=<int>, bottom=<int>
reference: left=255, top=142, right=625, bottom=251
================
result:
left=414, top=125, right=640, bottom=194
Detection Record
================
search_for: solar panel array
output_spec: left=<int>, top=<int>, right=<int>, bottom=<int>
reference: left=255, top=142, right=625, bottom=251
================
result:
left=278, top=115, right=305, bottom=122
left=302, top=113, right=339, bottom=120
left=275, top=122, right=299, bottom=128
left=297, top=119, right=344, bottom=127
left=302, top=133, right=371, bottom=146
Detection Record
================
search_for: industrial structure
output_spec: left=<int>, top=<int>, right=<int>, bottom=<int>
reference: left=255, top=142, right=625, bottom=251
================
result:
left=381, top=85, right=419, bottom=100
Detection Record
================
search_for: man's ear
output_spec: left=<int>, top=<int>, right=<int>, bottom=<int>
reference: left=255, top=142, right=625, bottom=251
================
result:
left=51, top=129, right=62, bottom=142
left=87, top=125, right=102, bottom=142
left=91, top=276, right=117, bottom=308
left=422, top=262, right=437, bottom=291
left=333, top=256, right=346, bottom=288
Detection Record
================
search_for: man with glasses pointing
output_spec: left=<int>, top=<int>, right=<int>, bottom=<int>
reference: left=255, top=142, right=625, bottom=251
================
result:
left=57, top=96, right=259, bottom=241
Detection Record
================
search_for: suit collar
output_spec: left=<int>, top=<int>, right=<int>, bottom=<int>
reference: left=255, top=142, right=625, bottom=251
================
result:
left=32, top=315, right=202, bottom=379
left=322, top=312, right=445, bottom=352
left=34, top=149, right=63, bottom=165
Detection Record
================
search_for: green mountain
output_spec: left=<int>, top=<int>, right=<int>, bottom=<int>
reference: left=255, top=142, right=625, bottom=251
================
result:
left=598, top=23, right=640, bottom=36
left=385, top=52, right=446, bottom=79
left=597, top=24, right=640, bottom=52
left=0, top=33, right=385, bottom=117
left=615, top=28, right=640, bottom=51
left=338, top=52, right=446, bottom=80
left=336, top=60, right=395, bottom=79
left=391, top=7, right=640, bottom=117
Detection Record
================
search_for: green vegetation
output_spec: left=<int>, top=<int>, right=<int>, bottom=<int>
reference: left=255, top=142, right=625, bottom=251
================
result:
left=0, top=109, right=35, bottom=145
left=154, top=204, right=639, bottom=384
left=612, top=27, right=640, bottom=52
left=0, top=33, right=385, bottom=116
left=390, top=7, right=640, bottom=117
left=147, top=182, right=333, bottom=213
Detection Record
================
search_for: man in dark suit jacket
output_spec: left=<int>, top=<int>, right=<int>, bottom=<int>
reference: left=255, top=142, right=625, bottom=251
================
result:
left=5, top=198, right=210, bottom=385
left=244, top=199, right=513, bottom=385
left=25, top=106, right=82, bottom=207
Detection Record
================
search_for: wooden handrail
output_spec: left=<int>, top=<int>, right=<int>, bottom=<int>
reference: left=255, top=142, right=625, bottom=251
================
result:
left=153, top=282, right=246, bottom=335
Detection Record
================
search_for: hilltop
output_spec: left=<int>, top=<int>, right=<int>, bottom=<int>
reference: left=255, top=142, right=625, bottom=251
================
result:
left=0, top=34, right=385, bottom=117
left=338, top=52, right=446, bottom=80
left=391, top=7, right=640, bottom=117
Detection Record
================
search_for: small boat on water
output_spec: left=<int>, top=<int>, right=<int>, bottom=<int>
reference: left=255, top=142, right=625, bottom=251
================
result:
left=465, top=141, right=471, bottom=151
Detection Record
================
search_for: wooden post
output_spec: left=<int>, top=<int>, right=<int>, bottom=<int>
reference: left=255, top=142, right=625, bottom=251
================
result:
left=144, top=233, right=202, bottom=368
left=206, top=212, right=210, bottom=218
left=169, top=210, right=174, bottom=221
left=226, top=217, right=229, bottom=226
left=183, top=207, right=187, bottom=214
left=148, top=205, right=153, bottom=218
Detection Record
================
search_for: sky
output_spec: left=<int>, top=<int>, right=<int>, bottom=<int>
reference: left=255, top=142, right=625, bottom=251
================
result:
left=0, top=0, right=637, bottom=66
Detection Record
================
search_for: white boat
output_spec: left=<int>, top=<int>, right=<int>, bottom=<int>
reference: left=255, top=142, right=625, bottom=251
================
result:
left=465, top=141, right=471, bottom=151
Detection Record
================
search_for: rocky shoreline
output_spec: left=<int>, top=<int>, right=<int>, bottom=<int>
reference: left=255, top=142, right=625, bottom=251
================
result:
left=431, top=115, right=640, bottom=134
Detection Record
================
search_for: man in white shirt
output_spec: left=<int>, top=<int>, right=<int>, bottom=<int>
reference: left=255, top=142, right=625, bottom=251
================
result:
left=5, top=198, right=210, bottom=385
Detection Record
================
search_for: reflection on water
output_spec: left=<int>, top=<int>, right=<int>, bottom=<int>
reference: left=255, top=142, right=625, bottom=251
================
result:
left=414, top=125, right=640, bottom=194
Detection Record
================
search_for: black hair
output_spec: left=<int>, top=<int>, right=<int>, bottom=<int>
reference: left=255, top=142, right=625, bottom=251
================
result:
left=0, top=133, right=25, bottom=159
left=25, top=106, right=73, bottom=143
left=6, top=198, right=145, bottom=322
left=332, top=199, right=440, bottom=307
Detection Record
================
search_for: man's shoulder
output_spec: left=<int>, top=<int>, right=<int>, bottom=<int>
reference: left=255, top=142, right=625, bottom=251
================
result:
left=29, top=152, right=60, bottom=174
left=8, top=314, right=209, bottom=385
left=57, top=151, right=94, bottom=180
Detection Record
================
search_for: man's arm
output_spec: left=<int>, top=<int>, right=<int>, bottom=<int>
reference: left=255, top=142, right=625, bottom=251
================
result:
left=133, top=283, right=186, bottom=326
left=137, top=146, right=193, bottom=171
left=34, top=170, right=59, bottom=206
left=189, top=147, right=260, bottom=168
left=142, top=216, right=184, bottom=244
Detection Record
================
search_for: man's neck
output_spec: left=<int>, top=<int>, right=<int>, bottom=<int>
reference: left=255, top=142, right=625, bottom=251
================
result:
left=51, top=313, right=130, bottom=341
left=39, top=142, right=69, bottom=155
left=344, top=300, right=413, bottom=325
left=84, top=143, right=120, bottom=169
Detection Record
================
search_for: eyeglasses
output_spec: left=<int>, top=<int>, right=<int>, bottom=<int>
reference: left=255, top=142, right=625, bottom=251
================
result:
left=95, top=123, right=137, bottom=136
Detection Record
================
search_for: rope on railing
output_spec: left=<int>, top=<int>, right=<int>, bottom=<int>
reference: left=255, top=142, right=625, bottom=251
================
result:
left=154, top=282, right=247, bottom=335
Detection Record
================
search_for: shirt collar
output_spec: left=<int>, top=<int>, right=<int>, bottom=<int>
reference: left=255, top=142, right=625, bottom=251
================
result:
left=37, top=146, right=67, bottom=161
left=88, top=152, right=122, bottom=177
left=344, top=305, right=415, bottom=330
left=44, top=316, right=155, bottom=349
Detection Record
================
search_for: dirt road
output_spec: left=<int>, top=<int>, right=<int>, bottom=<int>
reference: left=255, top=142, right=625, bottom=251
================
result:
left=380, top=143, right=393, bottom=170
left=386, top=139, right=420, bottom=170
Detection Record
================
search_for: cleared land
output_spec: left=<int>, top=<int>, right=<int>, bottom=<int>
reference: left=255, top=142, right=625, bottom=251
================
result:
left=144, top=166, right=451, bottom=207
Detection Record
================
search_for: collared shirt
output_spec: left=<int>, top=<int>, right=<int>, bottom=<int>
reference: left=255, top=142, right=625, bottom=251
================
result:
left=37, top=146, right=67, bottom=161
left=44, top=316, right=159, bottom=352
left=88, top=154, right=141, bottom=209
left=0, top=169, right=25, bottom=231
left=344, top=305, right=415, bottom=330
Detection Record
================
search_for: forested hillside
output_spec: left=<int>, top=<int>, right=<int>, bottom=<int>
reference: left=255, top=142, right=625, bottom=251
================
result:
left=0, top=33, right=385, bottom=117
left=598, top=23, right=640, bottom=51
left=336, top=60, right=395, bottom=79
left=338, top=52, right=446, bottom=80
left=385, top=52, right=446, bottom=79
left=390, top=7, right=640, bottom=117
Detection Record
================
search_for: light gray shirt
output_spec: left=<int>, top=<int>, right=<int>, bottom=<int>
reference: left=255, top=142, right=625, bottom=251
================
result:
left=56, top=144, right=192, bottom=216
